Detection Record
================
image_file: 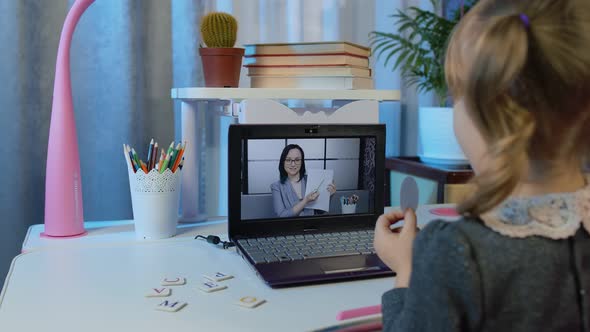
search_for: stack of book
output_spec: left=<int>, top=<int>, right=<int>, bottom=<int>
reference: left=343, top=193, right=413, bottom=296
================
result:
left=243, top=41, right=373, bottom=89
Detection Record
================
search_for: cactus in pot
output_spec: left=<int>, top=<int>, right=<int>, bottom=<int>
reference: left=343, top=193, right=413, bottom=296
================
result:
left=198, top=12, right=244, bottom=87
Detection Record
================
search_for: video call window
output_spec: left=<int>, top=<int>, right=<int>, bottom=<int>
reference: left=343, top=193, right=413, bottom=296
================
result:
left=240, top=137, right=376, bottom=220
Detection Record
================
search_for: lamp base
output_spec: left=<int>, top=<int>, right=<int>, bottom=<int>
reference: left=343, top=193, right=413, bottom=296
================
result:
left=40, top=231, right=88, bottom=239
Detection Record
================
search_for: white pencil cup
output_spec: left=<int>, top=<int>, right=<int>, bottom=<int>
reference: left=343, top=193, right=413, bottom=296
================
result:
left=341, top=203, right=357, bottom=214
left=127, top=168, right=181, bottom=240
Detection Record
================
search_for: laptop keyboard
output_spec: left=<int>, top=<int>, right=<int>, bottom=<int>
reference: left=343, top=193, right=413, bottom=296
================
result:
left=236, top=230, right=375, bottom=264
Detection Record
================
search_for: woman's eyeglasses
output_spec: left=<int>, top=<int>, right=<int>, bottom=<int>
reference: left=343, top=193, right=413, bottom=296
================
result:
left=284, top=158, right=302, bottom=165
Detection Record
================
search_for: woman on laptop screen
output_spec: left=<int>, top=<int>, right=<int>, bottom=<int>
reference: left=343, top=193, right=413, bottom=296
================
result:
left=271, top=144, right=336, bottom=217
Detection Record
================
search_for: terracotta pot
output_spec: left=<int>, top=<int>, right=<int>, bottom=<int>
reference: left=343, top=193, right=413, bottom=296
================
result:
left=199, top=47, right=244, bottom=88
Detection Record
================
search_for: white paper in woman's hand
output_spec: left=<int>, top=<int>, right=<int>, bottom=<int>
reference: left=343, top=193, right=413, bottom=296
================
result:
left=304, top=169, right=334, bottom=212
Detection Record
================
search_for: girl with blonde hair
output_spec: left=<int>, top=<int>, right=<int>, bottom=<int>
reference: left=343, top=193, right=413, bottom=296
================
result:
left=374, top=0, right=590, bottom=330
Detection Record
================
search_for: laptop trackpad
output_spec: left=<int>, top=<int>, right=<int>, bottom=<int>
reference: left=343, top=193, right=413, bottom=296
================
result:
left=319, top=255, right=382, bottom=275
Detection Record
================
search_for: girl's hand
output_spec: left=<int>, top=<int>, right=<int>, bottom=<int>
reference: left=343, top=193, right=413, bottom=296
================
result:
left=327, top=182, right=336, bottom=196
left=374, top=209, right=418, bottom=288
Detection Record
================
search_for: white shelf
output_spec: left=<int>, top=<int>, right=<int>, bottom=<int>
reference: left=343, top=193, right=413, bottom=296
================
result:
left=171, top=87, right=400, bottom=101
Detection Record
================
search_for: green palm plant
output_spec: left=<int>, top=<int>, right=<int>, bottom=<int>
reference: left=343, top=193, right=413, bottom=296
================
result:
left=370, top=0, right=477, bottom=106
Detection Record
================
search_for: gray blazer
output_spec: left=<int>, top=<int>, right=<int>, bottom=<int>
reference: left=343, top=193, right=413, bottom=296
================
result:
left=270, top=176, right=314, bottom=218
left=382, top=218, right=590, bottom=331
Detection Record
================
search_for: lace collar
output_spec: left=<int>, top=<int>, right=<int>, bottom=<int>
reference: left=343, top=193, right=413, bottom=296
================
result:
left=481, top=175, right=590, bottom=239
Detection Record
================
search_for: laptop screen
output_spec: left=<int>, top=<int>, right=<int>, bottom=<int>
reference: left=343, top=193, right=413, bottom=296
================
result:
left=230, top=125, right=384, bottom=225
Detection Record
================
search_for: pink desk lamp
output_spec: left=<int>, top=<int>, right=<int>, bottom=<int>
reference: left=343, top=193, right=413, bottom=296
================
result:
left=43, top=0, right=96, bottom=238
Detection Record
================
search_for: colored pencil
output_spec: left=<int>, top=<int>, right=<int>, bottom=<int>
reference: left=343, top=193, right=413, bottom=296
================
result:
left=171, top=142, right=186, bottom=172
left=146, top=138, right=154, bottom=169
left=127, top=145, right=139, bottom=172
left=123, top=144, right=134, bottom=172
left=336, top=305, right=381, bottom=320
left=169, top=142, right=182, bottom=170
left=140, top=160, right=148, bottom=174
left=131, top=148, right=141, bottom=170
left=157, top=150, right=165, bottom=171
left=159, top=153, right=171, bottom=173
left=166, top=149, right=176, bottom=171
left=150, top=142, right=158, bottom=170
left=165, top=141, right=174, bottom=157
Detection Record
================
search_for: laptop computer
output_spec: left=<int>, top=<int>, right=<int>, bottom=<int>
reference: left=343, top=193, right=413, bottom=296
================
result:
left=228, top=124, right=393, bottom=288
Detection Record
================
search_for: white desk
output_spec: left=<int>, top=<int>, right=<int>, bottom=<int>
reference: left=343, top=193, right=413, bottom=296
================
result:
left=4, top=205, right=458, bottom=331
left=2, top=238, right=393, bottom=332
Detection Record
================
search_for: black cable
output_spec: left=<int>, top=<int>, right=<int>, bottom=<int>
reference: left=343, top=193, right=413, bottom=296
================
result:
left=195, top=234, right=235, bottom=249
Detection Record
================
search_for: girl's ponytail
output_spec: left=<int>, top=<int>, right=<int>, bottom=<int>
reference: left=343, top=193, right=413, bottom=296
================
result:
left=458, top=102, right=535, bottom=216
left=446, top=0, right=590, bottom=216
